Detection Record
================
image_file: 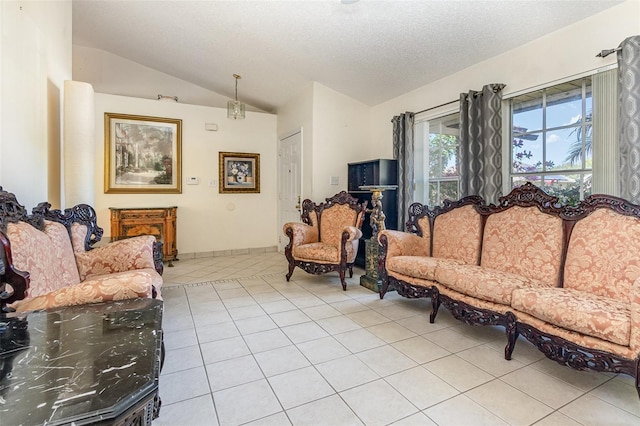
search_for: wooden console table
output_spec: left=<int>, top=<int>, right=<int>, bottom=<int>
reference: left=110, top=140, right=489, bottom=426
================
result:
left=110, top=207, right=178, bottom=266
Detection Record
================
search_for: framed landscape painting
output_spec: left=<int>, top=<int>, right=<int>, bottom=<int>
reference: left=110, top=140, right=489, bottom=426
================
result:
left=219, top=152, right=260, bottom=193
left=104, top=113, right=182, bottom=193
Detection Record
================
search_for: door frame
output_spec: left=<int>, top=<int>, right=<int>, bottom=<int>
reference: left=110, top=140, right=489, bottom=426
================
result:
left=277, top=128, right=303, bottom=252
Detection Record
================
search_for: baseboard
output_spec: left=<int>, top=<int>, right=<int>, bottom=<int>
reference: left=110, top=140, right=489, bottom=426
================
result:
left=177, top=245, right=279, bottom=260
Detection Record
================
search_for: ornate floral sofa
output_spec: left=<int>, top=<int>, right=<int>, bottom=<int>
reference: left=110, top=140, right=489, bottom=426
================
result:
left=378, top=183, right=640, bottom=396
left=283, top=191, right=366, bottom=290
left=0, top=187, right=163, bottom=313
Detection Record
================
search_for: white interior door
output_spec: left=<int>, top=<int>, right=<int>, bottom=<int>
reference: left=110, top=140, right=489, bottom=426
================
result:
left=278, top=130, right=302, bottom=252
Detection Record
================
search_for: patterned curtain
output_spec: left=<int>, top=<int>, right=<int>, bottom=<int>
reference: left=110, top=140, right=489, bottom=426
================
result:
left=459, top=83, right=505, bottom=205
left=618, top=35, right=640, bottom=203
left=392, top=112, right=415, bottom=231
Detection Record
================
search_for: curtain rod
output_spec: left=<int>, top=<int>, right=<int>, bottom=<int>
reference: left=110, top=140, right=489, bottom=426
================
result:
left=415, top=98, right=458, bottom=115
left=596, top=47, right=621, bottom=58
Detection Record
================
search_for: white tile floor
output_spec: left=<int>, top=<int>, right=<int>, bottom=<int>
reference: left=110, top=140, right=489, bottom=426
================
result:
left=153, top=252, right=640, bottom=426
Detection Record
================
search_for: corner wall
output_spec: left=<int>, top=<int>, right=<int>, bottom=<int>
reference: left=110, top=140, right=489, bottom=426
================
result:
left=0, top=1, right=72, bottom=209
left=94, top=94, right=278, bottom=256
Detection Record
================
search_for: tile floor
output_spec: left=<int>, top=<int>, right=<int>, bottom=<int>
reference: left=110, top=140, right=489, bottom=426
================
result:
left=153, top=252, right=640, bottom=426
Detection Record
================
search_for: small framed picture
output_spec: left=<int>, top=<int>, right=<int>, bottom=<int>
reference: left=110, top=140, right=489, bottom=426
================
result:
left=104, top=113, right=182, bottom=193
left=218, top=152, right=260, bottom=194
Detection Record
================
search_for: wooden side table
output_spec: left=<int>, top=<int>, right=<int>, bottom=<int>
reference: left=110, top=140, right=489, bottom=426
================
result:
left=110, top=207, right=178, bottom=266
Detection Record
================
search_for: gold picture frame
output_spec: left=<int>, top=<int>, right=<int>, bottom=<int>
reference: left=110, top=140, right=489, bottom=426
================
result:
left=218, top=152, right=260, bottom=194
left=104, top=113, right=182, bottom=193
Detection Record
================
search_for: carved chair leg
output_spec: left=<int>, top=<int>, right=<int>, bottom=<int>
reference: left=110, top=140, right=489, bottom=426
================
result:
left=429, top=288, right=440, bottom=324
left=504, top=312, right=519, bottom=360
left=348, top=265, right=353, bottom=278
left=635, top=359, right=640, bottom=399
left=285, top=261, right=295, bottom=282
left=339, top=268, right=347, bottom=291
left=379, top=279, right=389, bottom=299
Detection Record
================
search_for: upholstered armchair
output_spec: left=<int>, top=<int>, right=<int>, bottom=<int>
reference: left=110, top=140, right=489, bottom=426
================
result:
left=283, top=191, right=366, bottom=290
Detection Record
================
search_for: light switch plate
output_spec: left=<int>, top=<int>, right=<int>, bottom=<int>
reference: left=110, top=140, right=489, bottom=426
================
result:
left=187, top=176, right=199, bottom=185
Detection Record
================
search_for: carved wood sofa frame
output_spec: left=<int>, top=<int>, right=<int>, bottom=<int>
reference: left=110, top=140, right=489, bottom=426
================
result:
left=284, top=191, right=366, bottom=290
left=0, top=187, right=164, bottom=312
left=378, top=183, right=640, bottom=396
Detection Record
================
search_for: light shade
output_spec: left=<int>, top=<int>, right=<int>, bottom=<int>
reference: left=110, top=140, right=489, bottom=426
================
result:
left=227, top=100, right=246, bottom=119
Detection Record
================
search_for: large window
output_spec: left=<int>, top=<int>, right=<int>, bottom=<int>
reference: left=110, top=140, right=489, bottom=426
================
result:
left=414, top=113, right=460, bottom=206
left=510, top=77, right=592, bottom=205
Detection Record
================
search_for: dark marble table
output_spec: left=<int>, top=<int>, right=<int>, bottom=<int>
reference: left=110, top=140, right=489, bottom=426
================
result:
left=0, top=298, right=163, bottom=426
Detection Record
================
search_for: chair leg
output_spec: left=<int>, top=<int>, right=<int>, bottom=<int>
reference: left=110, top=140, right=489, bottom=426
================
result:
left=379, top=279, right=389, bottom=299
left=348, top=265, right=353, bottom=278
left=504, top=312, right=519, bottom=360
left=285, top=261, right=294, bottom=282
left=429, top=291, right=440, bottom=324
left=339, top=269, right=347, bottom=291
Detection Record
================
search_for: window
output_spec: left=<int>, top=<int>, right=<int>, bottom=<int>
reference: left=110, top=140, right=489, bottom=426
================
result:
left=510, top=77, right=592, bottom=205
left=414, top=112, right=460, bottom=206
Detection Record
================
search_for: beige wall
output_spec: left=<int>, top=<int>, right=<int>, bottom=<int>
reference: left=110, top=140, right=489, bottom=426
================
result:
left=369, top=1, right=640, bottom=160
left=0, top=0, right=71, bottom=209
left=94, top=94, right=278, bottom=256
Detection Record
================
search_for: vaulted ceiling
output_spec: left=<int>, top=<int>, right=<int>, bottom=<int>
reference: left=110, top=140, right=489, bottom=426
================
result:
left=72, top=0, right=621, bottom=113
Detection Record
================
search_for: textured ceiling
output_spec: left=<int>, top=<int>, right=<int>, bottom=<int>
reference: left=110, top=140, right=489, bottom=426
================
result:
left=72, top=0, right=621, bottom=113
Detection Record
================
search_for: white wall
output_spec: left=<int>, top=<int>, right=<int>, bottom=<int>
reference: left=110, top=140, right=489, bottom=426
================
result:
left=0, top=0, right=72, bottom=209
left=94, top=94, right=278, bottom=255
left=369, top=0, right=640, bottom=159
left=277, top=82, right=373, bottom=201
left=276, top=83, right=314, bottom=200
left=312, top=82, right=372, bottom=199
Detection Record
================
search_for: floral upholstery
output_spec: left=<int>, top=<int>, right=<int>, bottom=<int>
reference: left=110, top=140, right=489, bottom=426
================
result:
left=283, top=192, right=365, bottom=290
left=481, top=206, right=564, bottom=286
left=378, top=230, right=430, bottom=259
left=387, top=256, right=465, bottom=282
left=564, top=208, right=640, bottom=302
left=516, top=310, right=638, bottom=360
left=7, top=221, right=81, bottom=297
left=435, top=263, right=551, bottom=305
left=5, top=219, right=162, bottom=312
left=434, top=284, right=514, bottom=315
left=70, top=222, right=89, bottom=253
left=319, top=204, right=359, bottom=247
left=12, top=269, right=161, bottom=313
left=416, top=216, right=431, bottom=239
left=432, top=204, right=482, bottom=264
left=294, top=242, right=339, bottom=263
left=512, top=287, right=630, bottom=346
left=75, top=235, right=156, bottom=281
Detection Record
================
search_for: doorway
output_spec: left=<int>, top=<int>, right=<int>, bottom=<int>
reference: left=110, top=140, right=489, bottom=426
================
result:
left=277, top=129, right=303, bottom=252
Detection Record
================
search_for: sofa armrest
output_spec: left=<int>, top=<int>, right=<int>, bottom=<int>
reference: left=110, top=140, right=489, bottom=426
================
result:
left=75, top=235, right=156, bottom=281
left=378, top=230, right=430, bottom=259
left=283, top=222, right=319, bottom=247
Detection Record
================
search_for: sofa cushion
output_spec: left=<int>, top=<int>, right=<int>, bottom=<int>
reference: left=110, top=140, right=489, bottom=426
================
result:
left=294, top=242, right=339, bottom=263
left=7, top=221, right=81, bottom=297
left=512, top=287, right=630, bottom=347
left=481, top=206, right=564, bottom=286
left=75, top=235, right=157, bottom=281
left=387, top=256, right=465, bottom=282
left=432, top=204, right=482, bottom=264
left=435, top=263, right=551, bottom=305
left=13, top=268, right=162, bottom=313
left=564, top=208, right=640, bottom=303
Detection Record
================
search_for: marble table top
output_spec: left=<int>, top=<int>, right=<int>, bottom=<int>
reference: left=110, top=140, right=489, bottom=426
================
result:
left=0, top=298, right=163, bottom=425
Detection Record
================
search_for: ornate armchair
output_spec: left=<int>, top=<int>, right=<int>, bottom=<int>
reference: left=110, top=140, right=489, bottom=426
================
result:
left=283, top=191, right=366, bottom=290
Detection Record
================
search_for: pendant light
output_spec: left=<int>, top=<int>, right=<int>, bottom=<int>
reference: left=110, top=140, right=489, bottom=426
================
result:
left=227, top=74, right=246, bottom=120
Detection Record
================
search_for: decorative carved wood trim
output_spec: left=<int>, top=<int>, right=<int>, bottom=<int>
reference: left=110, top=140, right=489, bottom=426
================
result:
left=0, top=187, right=43, bottom=232
left=517, top=321, right=638, bottom=383
left=0, top=231, right=29, bottom=312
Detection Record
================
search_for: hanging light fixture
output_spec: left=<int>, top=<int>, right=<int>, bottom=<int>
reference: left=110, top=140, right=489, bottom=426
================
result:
left=227, top=74, right=246, bottom=120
